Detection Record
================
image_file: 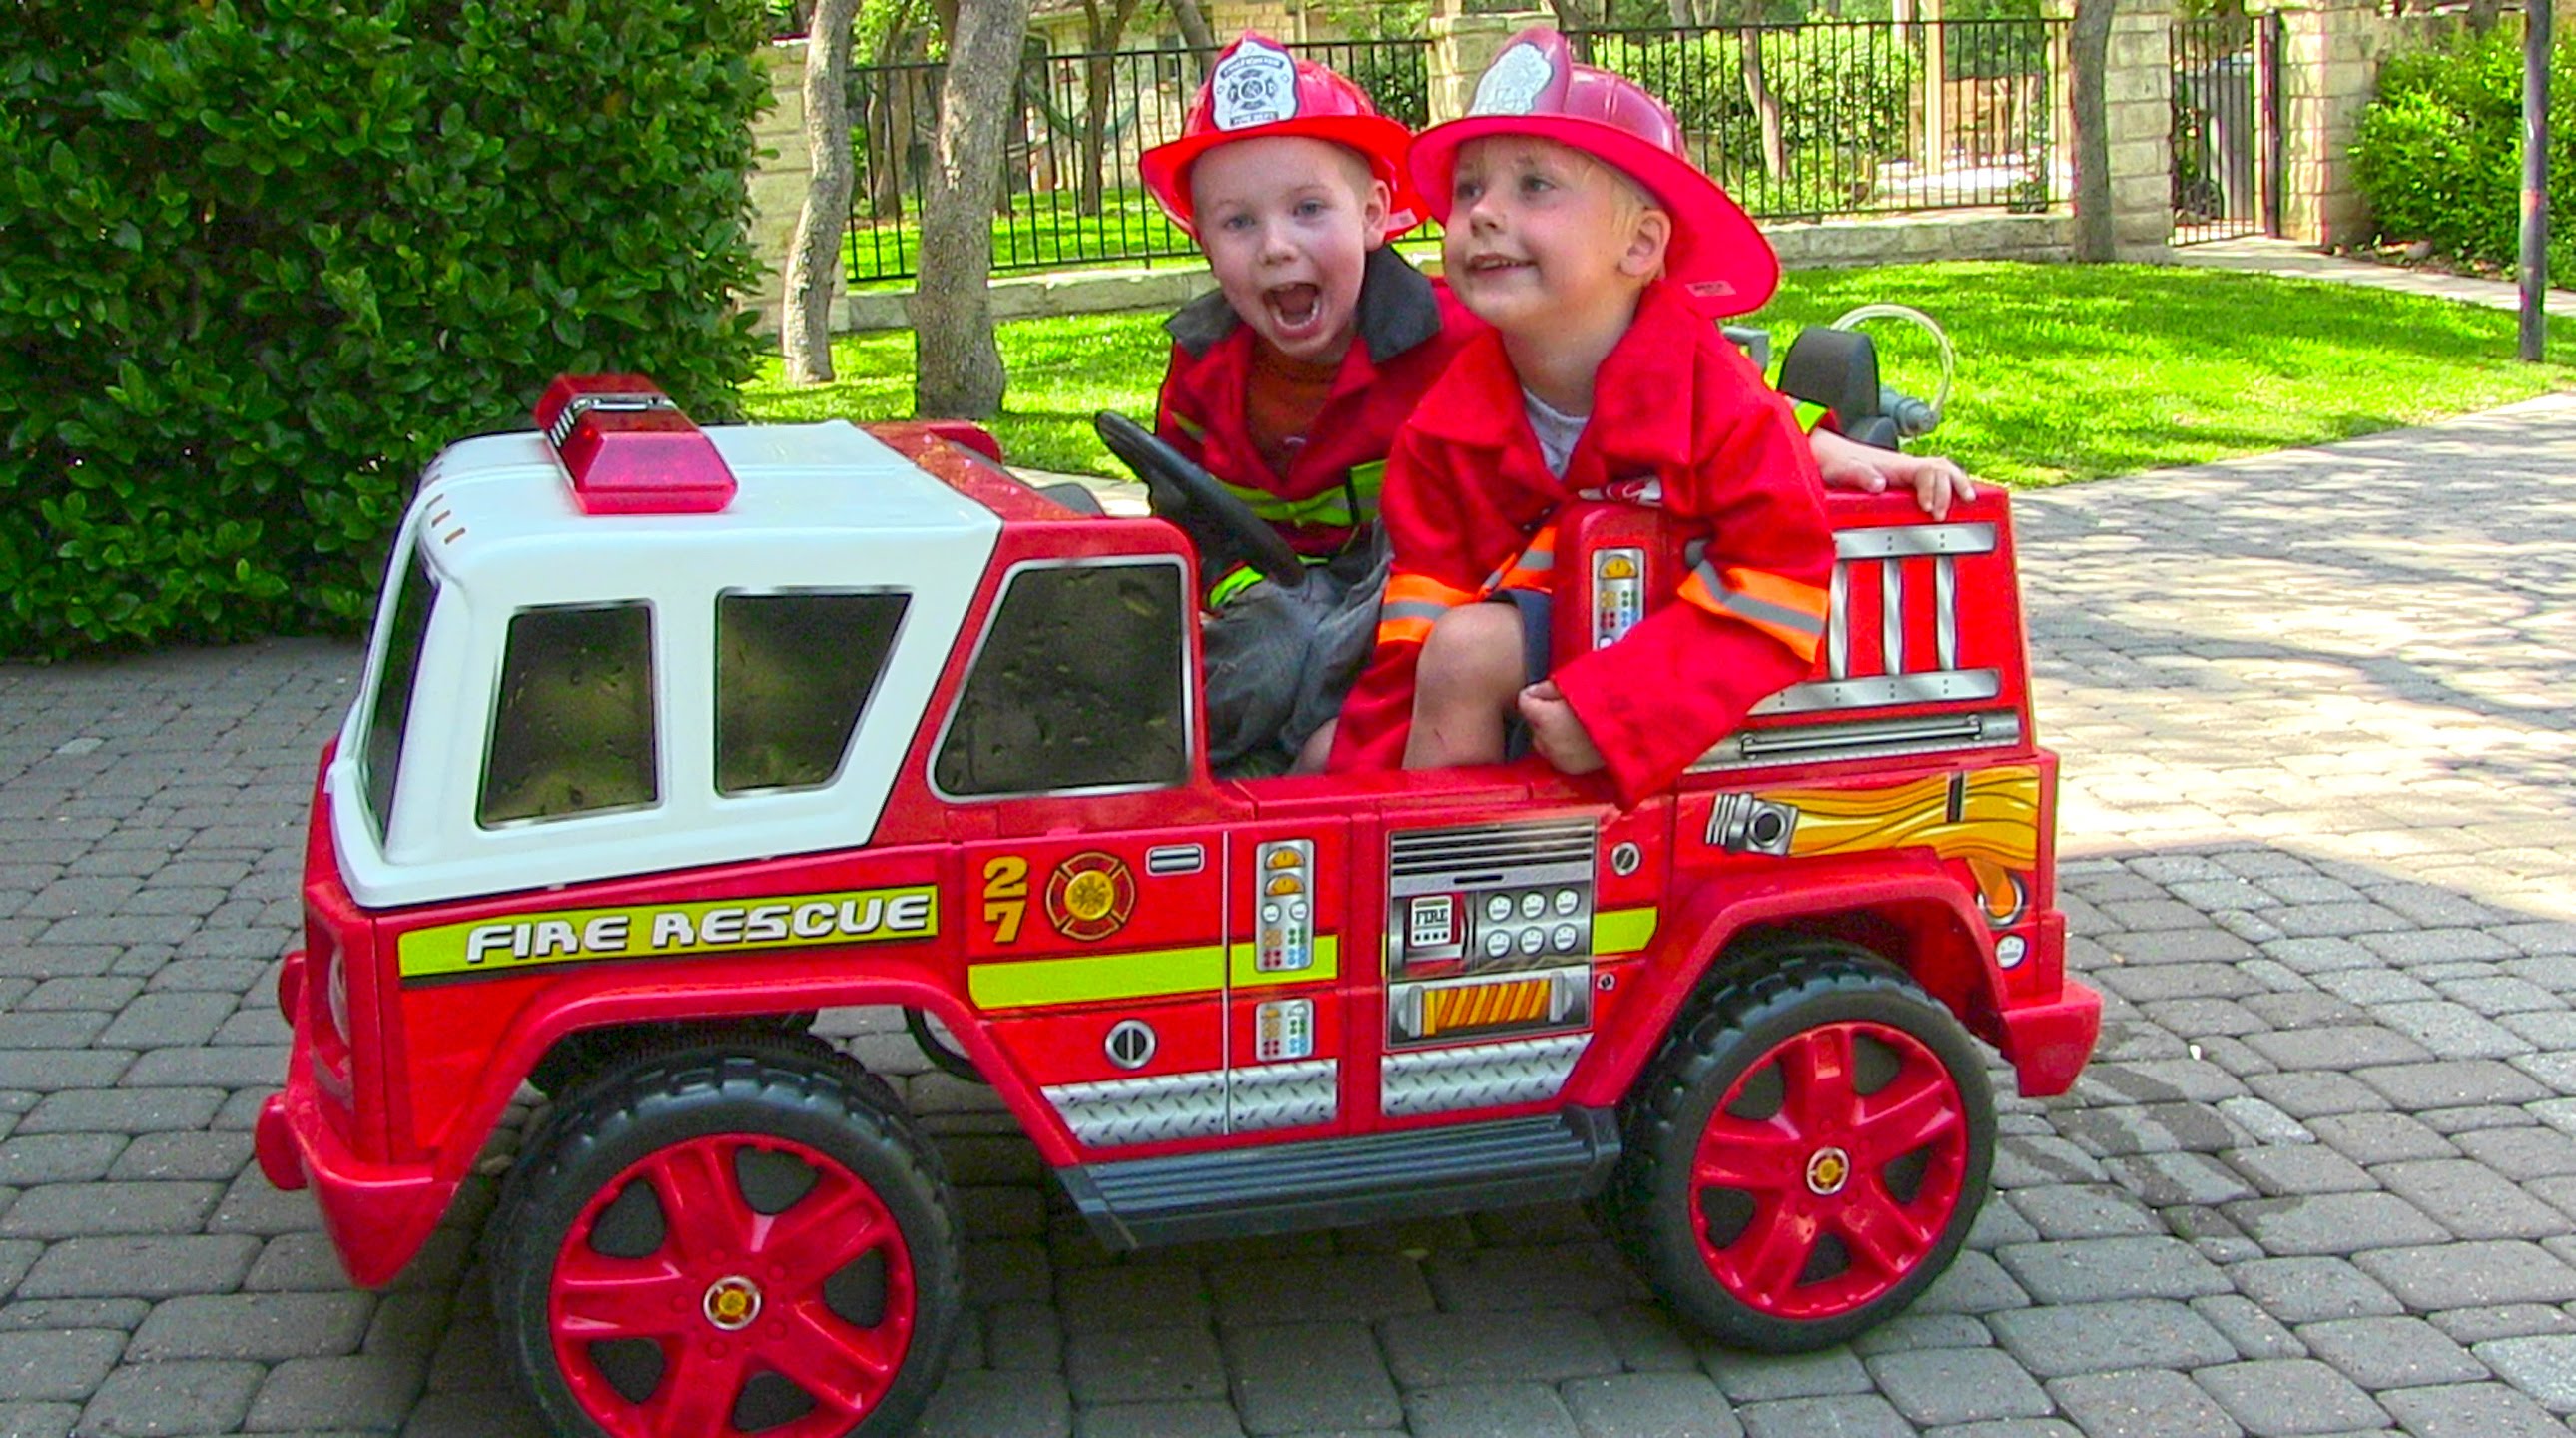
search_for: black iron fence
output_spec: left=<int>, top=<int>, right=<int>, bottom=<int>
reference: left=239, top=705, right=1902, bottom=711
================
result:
left=844, top=20, right=2065, bottom=285
left=2170, top=12, right=2280, bottom=244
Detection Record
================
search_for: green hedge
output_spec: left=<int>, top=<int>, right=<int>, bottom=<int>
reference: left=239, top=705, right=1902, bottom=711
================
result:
left=2352, top=22, right=2576, bottom=279
left=1, top=0, right=769, bottom=659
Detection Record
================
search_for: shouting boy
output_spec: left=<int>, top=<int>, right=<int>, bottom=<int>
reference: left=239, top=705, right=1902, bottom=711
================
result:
left=1328, top=27, right=1835, bottom=806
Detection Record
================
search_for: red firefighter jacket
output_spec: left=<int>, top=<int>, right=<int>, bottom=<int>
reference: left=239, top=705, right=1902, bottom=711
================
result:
left=1327, top=280, right=1836, bottom=806
left=1155, top=247, right=1479, bottom=558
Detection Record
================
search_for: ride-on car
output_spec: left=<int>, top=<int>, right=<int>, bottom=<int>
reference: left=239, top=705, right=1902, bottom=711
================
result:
left=258, top=370, right=2098, bottom=1438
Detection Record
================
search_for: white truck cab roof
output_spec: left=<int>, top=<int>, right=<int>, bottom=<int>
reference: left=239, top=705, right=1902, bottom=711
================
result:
left=331, top=411, right=1003, bottom=909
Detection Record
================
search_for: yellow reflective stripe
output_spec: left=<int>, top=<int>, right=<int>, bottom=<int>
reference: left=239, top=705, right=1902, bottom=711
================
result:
left=1594, top=906, right=1658, bottom=956
left=1213, top=462, right=1386, bottom=530
left=1227, top=934, right=1341, bottom=988
left=397, top=886, right=940, bottom=982
left=1792, top=399, right=1831, bottom=434
left=1206, top=564, right=1263, bottom=608
left=970, top=945, right=1225, bottom=1010
left=1170, top=413, right=1206, bottom=441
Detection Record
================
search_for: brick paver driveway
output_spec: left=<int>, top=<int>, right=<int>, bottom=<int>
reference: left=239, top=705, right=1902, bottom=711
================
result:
left=5, top=397, right=2576, bottom=1437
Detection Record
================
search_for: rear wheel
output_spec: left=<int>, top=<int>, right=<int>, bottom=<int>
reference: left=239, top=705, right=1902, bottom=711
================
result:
left=492, top=1049, right=960, bottom=1438
left=1610, top=941, right=1993, bottom=1351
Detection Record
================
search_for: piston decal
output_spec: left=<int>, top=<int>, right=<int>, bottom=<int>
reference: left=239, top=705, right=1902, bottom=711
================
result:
left=1046, top=851, right=1137, bottom=942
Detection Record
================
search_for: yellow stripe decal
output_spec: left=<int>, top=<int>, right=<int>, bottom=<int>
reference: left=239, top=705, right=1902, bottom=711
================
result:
left=971, top=944, right=1225, bottom=1010
left=1595, top=906, right=1658, bottom=956
left=398, top=886, right=939, bottom=981
left=1227, top=935, right=1341, bottom=988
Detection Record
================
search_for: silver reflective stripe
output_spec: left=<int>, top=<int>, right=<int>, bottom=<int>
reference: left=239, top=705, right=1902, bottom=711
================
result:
left=1936, top=554, right=1958, bottom=670
left=1379, top=599, right=1455, bottom=625
left=1881, top=559, right=1904, bottom=672
left=1750, top=669, right=2004, bottom=714
left=1827, top=562, right=1850, bottom=679
left=1691, top=561, right=1825, bottom=639
left=1835, top=522, right=1997, bottom=559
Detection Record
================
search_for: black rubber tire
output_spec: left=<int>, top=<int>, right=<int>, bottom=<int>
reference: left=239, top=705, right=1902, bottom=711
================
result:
left=903, top=1008, right=990, bottom=1086
left=490, top=1046, right=961, bottom=1438
left=1609, top=940, right=1994, bottom=1352
left=524, top=1014, right=824, bottom=1103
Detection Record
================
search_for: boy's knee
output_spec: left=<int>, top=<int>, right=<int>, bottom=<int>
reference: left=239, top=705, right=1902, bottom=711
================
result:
left=1418, top=603, right=1525, bottom=701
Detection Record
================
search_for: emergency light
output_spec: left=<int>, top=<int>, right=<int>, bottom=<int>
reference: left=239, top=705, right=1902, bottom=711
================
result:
left=534, top=374, right=737, bottom=516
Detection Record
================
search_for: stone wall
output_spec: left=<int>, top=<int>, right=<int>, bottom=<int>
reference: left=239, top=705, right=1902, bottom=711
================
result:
left=743, top=42, right=813, bottom=336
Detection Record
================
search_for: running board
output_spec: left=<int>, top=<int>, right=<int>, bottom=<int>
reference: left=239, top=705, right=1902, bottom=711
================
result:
left=1057, top=1108, right=1620, bottom=1251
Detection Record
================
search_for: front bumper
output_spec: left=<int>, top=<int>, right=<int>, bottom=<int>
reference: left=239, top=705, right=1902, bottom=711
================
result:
left=1998, top=975, right=2102, bottom=1098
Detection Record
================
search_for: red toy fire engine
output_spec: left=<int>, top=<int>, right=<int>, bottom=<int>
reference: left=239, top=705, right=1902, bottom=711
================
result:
left=258, top=374, right=2098, bottom=1438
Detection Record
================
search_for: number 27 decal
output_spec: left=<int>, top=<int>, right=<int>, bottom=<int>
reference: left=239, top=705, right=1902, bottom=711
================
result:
left=980, top=856, right=1027, bottom=944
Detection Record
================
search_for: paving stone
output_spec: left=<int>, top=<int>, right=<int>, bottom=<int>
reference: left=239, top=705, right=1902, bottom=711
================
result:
left=1862, top=1346, right=2051, bottom=1426
left=2296, top=1315, right=2487, bottom=1387
left=1992, top=1134, right=2112, bottom=1188
left=2371, top=1003, right=2533, bottom=1060
left=1381, top=1308, right=1618, bottom=1389
left=127, top=1292, right=374, bottom=1361
left=1210, top=1255, right=1433, bottom=1327
left=2103, top=1152, right=2260, bottom=1208
left=96, top=994, right=238, bottom=1050
left=2191, top=1295, right=2305, bottom=1360
left=16, top=1088, right=225, bottom=1136
left=2353, top=1241, right=2576, bottom=1309
left=1074, top=1400, right=1247, bottom=1438
left=2471, top=1333, right=2576, bottom=1412
left=0, top=1134, right=129, bottom=1185
left=2004, top=1184, right=2164, bottom=1240
left=2046, top=1367, right=2244, bottom=1438
left=1557, top=1372, right=1740, bottom=1438
left=2228, top=1259, right=2402, bottom=1324
left=987, top=1301, right=1064, bottom=1373
left=1591, top=1303, right=1700, bottom=1374
left=1994, top=1236, right=2231, bottom=1303
left=913, top=1368, right=1074, bottom=1438
left=106, top=1132, right=250, bottom=1183
left=0, top=1328, right=126, bottom=1402
left=2241, top=1027, right=2433, bottom=1071
left=1221, top=1322, right=1403, bottom=1435
left=2239, top=1073, right=2386, bottom=1121
left=0, top=1182, right=223, bottom=1239
left=2305, top=1112, right=2457, bottom=1165
left=1422, top=1243, right=1646, bottom=1312
left=2222, top=1145, right=2374, bottom=1197
left=1700, top=1345, right=1869, bottom=1403
left=2376, top=1381, right=2571, bottom=1438
left=1403, top=1382, right=1579, bottom=1438
left=246, top=1353, right=424, bottom=1430
left=1988, top=1299, right=2236, bottom=1378
left=2370, top=1158, right=2569, bottom=1239
left=1910, top=1250, right=2032, bottom=1316
left=16, top=1235, right=261, bottom=1301
left=0, top=1401, right=76, bottom=1438
left=2055, top=1103, right=2254, bottom=1157
left=1733, top=1393, right=1912, bottom=1438
left=2219, top=1192, right=2450, bottom=1256
left=1066, top=1323, right=1227, bottom=1406
left=75, top=1359, right=264, bottom=1437
left=2193, top=1358, right=2387, bottom=1435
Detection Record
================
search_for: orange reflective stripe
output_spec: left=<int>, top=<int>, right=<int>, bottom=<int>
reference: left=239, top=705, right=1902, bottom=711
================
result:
left=1482, top=524, right=1558, bottom=595
left=1376, top=571, right=1478, bottom=649
left=1678, top=563, right=1829, bottom=662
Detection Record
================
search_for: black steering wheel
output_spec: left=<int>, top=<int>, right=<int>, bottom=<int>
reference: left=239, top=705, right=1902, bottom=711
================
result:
left=1093, top=410, right=1305, bottom=590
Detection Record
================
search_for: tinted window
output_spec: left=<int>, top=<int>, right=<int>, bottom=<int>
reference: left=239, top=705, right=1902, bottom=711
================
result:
left=717, top=590, right=909, bottom=794
left=361, top=547, right=438, bottom=837
left=936, top=562, right=1187, bottom=796
left=480, top=603, right=658, bottom=826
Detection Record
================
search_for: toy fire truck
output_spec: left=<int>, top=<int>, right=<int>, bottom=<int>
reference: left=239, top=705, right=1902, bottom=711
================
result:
left=258, top=374, right=2098, bottom=1438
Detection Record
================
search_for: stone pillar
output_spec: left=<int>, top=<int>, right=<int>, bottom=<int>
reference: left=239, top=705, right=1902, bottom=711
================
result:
left=742, top=42, right=816, bottom=337
left=2276, top=0, right=2389, bottom=248
left=2101, top=0, right=2176, bottom=258
left=1426, top=4, right=1542, bottom=124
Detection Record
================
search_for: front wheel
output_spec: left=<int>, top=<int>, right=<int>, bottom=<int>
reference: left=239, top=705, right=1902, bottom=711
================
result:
left=1610, top=942, right=1994, bottom=1352
left=492, top=1050, right=962, bottom=1438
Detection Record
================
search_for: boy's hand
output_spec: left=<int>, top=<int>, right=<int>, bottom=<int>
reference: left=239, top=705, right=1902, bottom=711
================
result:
left=1518, top=680, right=1605, bottom=776
left=1811, top=430, right=1977, bottom=520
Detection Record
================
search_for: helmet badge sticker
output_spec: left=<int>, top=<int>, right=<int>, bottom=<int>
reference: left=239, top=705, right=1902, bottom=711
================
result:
left=1471, top=42, right=1554, bottom=117
left=1214, top=37, right=1299, bottom=130
left=1045, top=852, right=1138, bottom=942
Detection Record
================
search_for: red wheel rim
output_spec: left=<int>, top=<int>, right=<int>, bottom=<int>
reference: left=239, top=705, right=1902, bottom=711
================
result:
left=549, top=1133, right=917, bottom=1438
left=1688, top=1019, right=1969, bottom=1321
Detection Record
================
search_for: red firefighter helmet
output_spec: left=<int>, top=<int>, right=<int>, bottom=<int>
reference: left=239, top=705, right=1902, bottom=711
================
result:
left=1140, top=32, right=1422, bottom=238
left=1409, top=26, right=1778, bottom=315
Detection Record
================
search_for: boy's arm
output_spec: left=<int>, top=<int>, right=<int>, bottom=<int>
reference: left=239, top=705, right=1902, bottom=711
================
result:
left=1154, top=341, right=1215, bottom=471
left=1551, top=388, right=1835, bottom=806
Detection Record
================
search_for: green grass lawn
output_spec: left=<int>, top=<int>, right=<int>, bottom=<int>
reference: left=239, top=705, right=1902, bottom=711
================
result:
left=744, top=261, right=2576, bottom=486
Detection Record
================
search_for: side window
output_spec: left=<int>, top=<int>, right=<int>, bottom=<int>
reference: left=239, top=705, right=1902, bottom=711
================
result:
left=936, top=561, right=1187, bottom=797
left=716, top=590, right=909, bottom=795
left=480, top=603, right=658, bottom=826
left=361, top=546, right=438, bottom=839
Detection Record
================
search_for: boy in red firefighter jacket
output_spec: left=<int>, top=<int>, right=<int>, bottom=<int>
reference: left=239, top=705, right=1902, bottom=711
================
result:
left=1327, top=27, right=1836, bottom=806
left=1143, top=32, right=1963, bottom=776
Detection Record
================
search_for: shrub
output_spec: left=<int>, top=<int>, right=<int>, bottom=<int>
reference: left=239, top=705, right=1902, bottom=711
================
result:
left=2351, top=22, right=2576, bottom=279
left=0, top=0, right=769, bottom=659
left=1596, top=27, right=1921, bottom=210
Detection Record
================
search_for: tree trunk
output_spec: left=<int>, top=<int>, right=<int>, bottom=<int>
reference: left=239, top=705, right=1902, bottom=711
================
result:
left=2070, top=0, right=2116, bottom=261
left=1740, top=27, right=1787, bottom=179
left=1079, top=48, right=1113, bottom=215
left=785, top=0, right=862, bottom=384
left=915, top=0, right=1031, bottom=418
left=1547, top=0, right=1597, bottom=61
left=1168, top=0, right=1214, bottom=64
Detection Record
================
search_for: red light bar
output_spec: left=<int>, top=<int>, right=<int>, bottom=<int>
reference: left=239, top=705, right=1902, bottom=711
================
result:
left=533, top=374, right=737, bottom=515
